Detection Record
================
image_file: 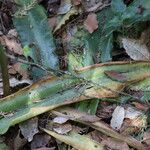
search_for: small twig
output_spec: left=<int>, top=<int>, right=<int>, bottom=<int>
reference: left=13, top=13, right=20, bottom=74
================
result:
left=0, top=46, right=10, bottom=96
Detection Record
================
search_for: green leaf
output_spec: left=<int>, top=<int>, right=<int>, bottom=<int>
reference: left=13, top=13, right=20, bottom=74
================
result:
left=99, top=34, right=113, bottom=62
left=13, top=0, right=59, bottom=79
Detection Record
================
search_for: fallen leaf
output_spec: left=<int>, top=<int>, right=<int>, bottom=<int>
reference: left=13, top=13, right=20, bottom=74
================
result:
left=48, top=17, right=57, bottom=30
left=125, top=107, right=142, bottom=120
left=31, top=133, right=51, bottom=149
left=14, top=131, right=27, bottom=150
left=0, top=77, right=32, bottom=95
left=2, top=35, right=23, bottom=55
left=58, top=0, right=72, bottom=15
left=72, top=0, right=81, bottom=6
left=19, top=117, right=39, bottom=142
left=7, top=29, right=18, bottom=38
left=53, top=116, right=69, bottom=124
left=105, top=70, right=127, bottom=81
left=79, top=114, right=100, bottom=123
left=121, top=37, right=150, bottom=60
left=9, top=62, right=29, bottom=79
left=132, top=102, right=148, bottom=110
left=110, top=106, right=125, bottom=130
left=53, top=123, right=72, bottom=135
left=84, top=13, right=98, bottom=33
left=101, top=137, right=130, bottom=150
left=143, top=132, right=150, bottom=145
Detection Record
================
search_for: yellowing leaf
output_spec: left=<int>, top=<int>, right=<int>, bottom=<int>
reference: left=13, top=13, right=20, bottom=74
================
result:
left=42, top=129, right=104, bottom=150
left=53, top=7, right=78, bottom=33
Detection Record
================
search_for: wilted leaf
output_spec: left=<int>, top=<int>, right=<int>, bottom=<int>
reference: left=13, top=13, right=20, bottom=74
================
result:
left=19, top=117, right=39, bottom=142
left=110, top=106, right=125, bottom=130
left=84, top=13, right=98, bottom=33
left=121, top=38, right=150, bottom=60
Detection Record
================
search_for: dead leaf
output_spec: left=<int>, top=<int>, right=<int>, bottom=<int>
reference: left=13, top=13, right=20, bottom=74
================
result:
left=7, top=29, right=18, bottom=38
left=48, top=17, right=57, bottom=30
left=58, top=0, right=72, bottom=15
left=14, top=131, right=27, bottom=150
left=0, top=77, right=32, bottom=95
left=143, top=132, right=150, bottom=145
left=9, top=62, right=29, bottom=79
left=72, top=0, right=81, bottom=6
left=101, top=137, right=130, bottom=150
left=31, top=133, right=51, bottom=149
left=105, top=70, right=127, bottom=81
left=121, top=37, right=150, bottom=60
left=2, top=35, right=23, bottom=55
left=53, top=116, right=69, bottom=124
left=19, top=117, right=39, bottom=142
left=132, top=102, right=148, bottom=110
left=110, top=106, right=125, bottom=130
left=125, top=107, right=142, bottom=120
left=79, top=114, right=100, bottom=123
left=53, top=123, right=72, bottom=135
left=84, top=13, right=98, bottom=33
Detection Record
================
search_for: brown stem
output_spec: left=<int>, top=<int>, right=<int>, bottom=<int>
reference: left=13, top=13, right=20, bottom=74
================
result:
left=0, top=45, right=10, bottom=96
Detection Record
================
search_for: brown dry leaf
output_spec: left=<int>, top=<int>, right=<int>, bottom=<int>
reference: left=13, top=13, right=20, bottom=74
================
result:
left=9, top=62, right=28, bottom=79
left=72, top=0, right=81, bottom=6
left=125, top=107, right=142, bottom=120
left=121, top=37, right=150, bottom=60
left=48, top=17, right=57, bottom=30
left=53, top=116, right=69, bottom=124
left=101, top=137, right=130, bottom=150
left=143, top=132, right=150, bottom=145
left=105, top=70, right=127, bottom=82
left=132, top=102, right=148, bottom=111
left=58, top=0, right=72, bottom=15
left=2, top=35, right=23, bottom=55
left=31, top=133, right=51, bottom=149
left=84, top=13, right=98, bottom=33
left=14, top=131, right=27, bottom=150
left=79, top=114, right=100, bottom=123
left=53, top=123, right=72, bottom=134
left=110, top=106, right=125, bottom=130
